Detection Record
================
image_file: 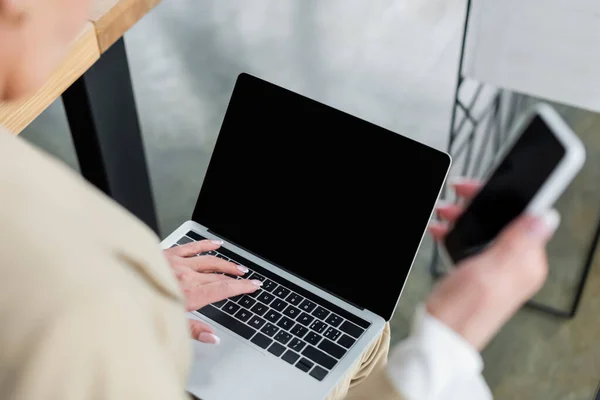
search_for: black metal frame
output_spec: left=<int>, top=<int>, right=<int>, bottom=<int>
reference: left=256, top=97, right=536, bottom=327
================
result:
left=62, top=38, right=159, bottom=234
left=429, top=0, right=600, bottom=318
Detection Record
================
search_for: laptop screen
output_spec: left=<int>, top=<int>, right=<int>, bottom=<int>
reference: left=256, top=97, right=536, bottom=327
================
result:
left=193, top=73, right=450, bottom=321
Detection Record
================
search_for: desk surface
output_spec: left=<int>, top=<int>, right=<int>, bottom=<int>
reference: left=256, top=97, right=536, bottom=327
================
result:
left=0, top=0, right=162, bottom=134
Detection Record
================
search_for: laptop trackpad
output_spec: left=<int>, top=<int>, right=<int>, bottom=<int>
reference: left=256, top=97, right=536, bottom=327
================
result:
left=187, top=319, right=323, bottom=400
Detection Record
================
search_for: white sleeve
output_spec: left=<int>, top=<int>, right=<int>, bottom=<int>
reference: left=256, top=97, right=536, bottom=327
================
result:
left=385, top=305, right=493, bottom=400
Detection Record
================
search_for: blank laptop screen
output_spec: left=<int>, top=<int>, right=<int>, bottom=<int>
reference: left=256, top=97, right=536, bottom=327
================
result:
left=193, top=73, right=450, bottom=321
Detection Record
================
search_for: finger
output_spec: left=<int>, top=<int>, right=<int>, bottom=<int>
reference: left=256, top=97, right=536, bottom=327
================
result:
left=171, top=239, right=224, bottom=257
left=183, top=255, right=248, bottom=276
left=450, top=177, right=482, bottom=200
left=428, top=222, right=449, bottom=240
left=189, top=319, right=220, bottom=344
left=436, top=203, right=464, bottom=223
left=172, top=266, right=232, bottom=291
left=487, top=209, right=560, bottom=261
left=183, top=276, right=238, bottom=312
left=188, top=279, right=263, bottom=310
left=191, top=272, right=232, bottom=285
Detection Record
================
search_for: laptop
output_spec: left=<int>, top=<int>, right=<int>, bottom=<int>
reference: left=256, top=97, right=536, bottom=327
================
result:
left=161, top=73, right=451, bottom=400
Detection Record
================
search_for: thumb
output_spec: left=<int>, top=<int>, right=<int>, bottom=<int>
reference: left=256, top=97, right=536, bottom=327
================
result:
left=490, top=209, right=560, bottom=259
left=189, top=319, right=221, bottom=344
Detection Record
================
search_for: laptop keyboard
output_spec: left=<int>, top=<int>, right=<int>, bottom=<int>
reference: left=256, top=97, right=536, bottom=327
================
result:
left=173, top=232, right=370, bottom=382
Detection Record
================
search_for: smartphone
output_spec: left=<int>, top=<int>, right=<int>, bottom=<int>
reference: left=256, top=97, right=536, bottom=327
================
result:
left=440, top=104, right=586, bottom=266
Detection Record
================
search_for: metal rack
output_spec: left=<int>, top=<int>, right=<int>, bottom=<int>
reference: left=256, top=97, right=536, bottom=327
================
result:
left=428, top=0, right=600, bottom=318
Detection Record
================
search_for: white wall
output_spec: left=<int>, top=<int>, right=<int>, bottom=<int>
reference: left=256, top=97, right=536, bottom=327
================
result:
left=126, top=0, right=467, bottom=153
left=464, top=0, right=600, bottom=113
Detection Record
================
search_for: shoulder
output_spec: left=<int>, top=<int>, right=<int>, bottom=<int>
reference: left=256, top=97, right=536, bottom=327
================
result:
left=0, top=290, right=190, bottom=400
left=0, top=132, right=182, bottom=299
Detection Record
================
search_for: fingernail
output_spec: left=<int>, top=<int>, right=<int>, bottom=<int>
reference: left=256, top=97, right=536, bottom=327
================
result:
left=429, top=221, right=448, bottom=229
left=210, top=240, right=223, bottom=245
left=448, top=176, right=471, bottom=186
left=250, top=279, right=263, bottom=287
left=237, top=265, right=249, bottom=273
left=198, top=332, right=221, bottom=345
left=436, top=199, right=452, bottom=209
left=528, top=209, right=560, bottom=238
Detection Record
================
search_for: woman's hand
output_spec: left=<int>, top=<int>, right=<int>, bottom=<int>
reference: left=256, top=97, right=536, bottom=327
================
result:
left=426, top=179, right=559, bottom=351
left=163, top=240, right=262, bottom=344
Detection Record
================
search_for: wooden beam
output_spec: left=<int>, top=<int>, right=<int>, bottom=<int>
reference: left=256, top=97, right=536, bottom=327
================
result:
left=89, top=0, right=162, bottom=53
left=0, top=23, right=100, bottom=135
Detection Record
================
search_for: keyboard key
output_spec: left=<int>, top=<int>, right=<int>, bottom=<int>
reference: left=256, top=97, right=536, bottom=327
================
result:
left=286, top=293, right=303, bottom=306
left=275, top=331, right=292, bottom=345
left=250, top=302, right=268, bottom=316
left=299, top=299, right=317, bottom=313
left=295, top=358, right=314, bottom=373
left=323, top=327, right=341, bottom=342
left=223, top=301, right=240, bottom=315
left=325, top=314, right=343, bottom=327
left=249, top=272, right=266, bottom=282
left=238, top=295, right=256, bottom=309
left=340, top=321, right=364, bottom=339
left=337, top=334, right=356, bottom=349
left=185, top=231, right=204, bottom=241
left=177, top=236, right=193, bottom=245
left=288, top=338, right=307, bottom=352
left=273, top=286, right=291, bottom=299
left=216, top=254, right=229, bottom=261
left=248, top=289, right=261, bottom=298
left=282, top=350, right=300, bottom=365
left=206, top=250, right=218, bottom=256
left=212, top=299, right=227, bottom=308
left=170, top=244, right=178, bottom=248
left=283, top=305, right=301, bottom=319
left=270, top=299, right=287, bottom=312
left=312, top=306, right=330, bottom=320
left=277, top=316, right=294, bottom=331
left=302, top=345, right=337, bottom=370
left=305, top=332, right=322, bottom=346
left=290, top=324, right=309, bottom=339
left=268, top=342, right=286, bottom=357
left=297, top=312, right=315, bottom=327
left=230, top=294, right=243, bottom=302
left=196, top=305, right=256, bottom=340
left=234, top=309, right=252, bottom=322
left=318, top=338, right=346, bottom=359
left=310, top=320, right=327, bottom=334
left=257, top=292, right=275, bottom=305
left=249, top=316, right=266, bottom=330
left=251, top=332, right=273, bottom=349
left=265, top=310, right=282, bottom=323
left=310, top=366, right=329, bottom=381
left=262, top=279, right=278, bottom=292
left=261, top=323, right=279, bottom=337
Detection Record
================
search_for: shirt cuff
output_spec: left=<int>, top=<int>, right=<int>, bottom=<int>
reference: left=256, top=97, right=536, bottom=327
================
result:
left=385, top=305, right=491, bottom=400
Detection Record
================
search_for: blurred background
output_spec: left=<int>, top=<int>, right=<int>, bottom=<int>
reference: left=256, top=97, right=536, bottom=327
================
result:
left=20, top=1, right=600, bottom=398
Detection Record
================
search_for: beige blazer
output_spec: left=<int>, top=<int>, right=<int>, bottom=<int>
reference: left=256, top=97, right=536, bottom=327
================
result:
left=0, top=129, right=403, bottom=400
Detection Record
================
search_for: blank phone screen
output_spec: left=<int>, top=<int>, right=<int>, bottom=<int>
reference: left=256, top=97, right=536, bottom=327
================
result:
left=444, top=115, right=566, bottom=264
